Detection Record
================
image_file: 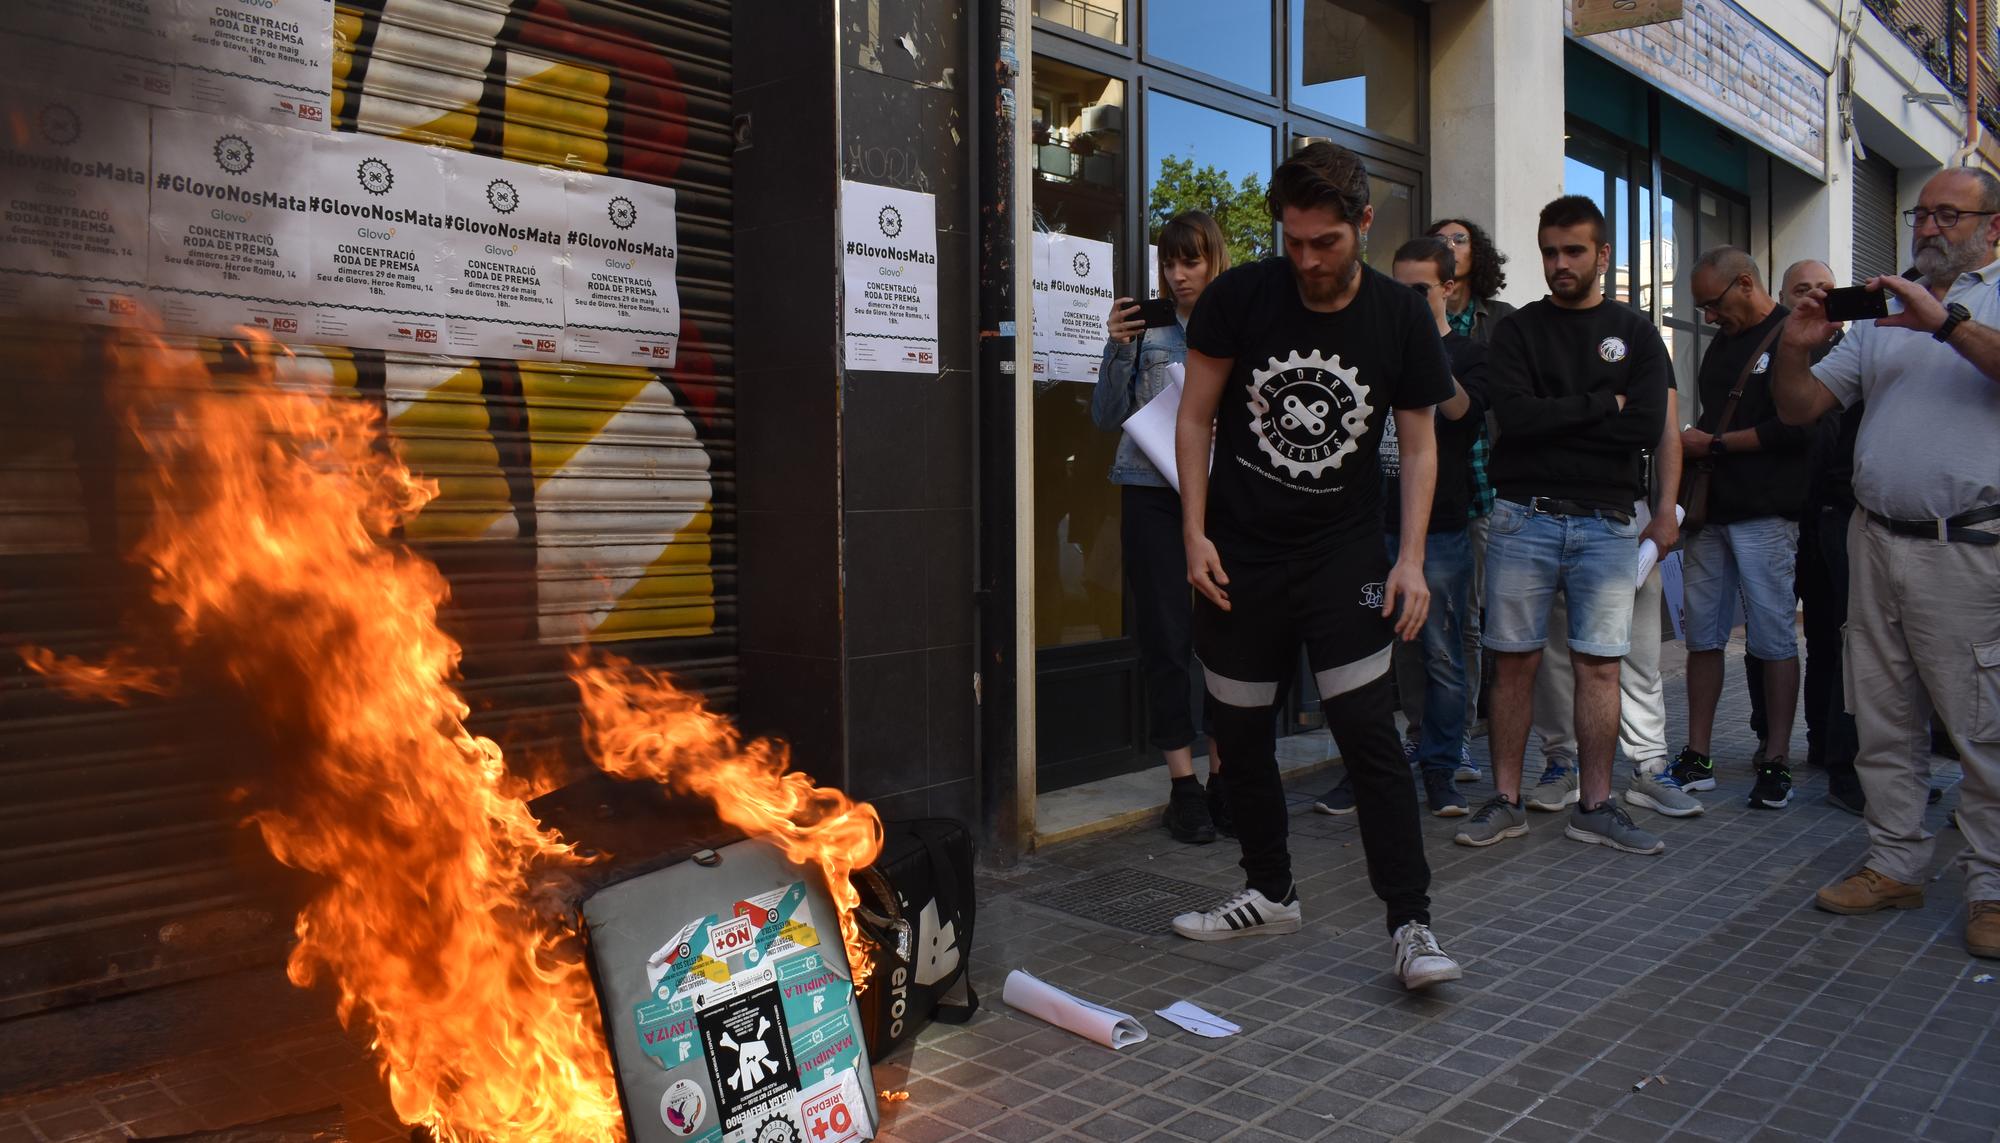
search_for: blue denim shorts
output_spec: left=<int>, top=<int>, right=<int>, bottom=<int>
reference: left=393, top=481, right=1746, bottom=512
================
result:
left=1680, top=516, right=1800, bottom=659
left=1481, top=497, right=1642, bottom=658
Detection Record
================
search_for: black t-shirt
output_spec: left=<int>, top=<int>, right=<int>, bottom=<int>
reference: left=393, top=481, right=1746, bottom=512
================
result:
left=1186, top=259, right=1455, bottom=560
left=1693, top=303, right=1814, bottom=523
left=1383, top=333, right=1490, bottom=535
left=1486, top=298, right=1669, bottom=510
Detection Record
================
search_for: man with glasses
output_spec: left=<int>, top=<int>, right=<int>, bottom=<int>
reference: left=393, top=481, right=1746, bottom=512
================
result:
left=1667, top=248, right=1814, bottom=810
left=1773, top=168, right=2000, bottom=960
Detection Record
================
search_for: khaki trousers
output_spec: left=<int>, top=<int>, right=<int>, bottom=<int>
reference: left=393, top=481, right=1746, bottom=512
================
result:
left=1845, top=509, right=2000, bottom=901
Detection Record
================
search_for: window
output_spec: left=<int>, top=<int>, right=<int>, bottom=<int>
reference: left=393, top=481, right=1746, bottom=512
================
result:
left=1036, top=0, right=1125, bottom=43
left=1147, top=0, right=1272, bottom=92
left=1289, top=0, right=1420, bottom=142
left=1147, top=92, right=1274, bottom=268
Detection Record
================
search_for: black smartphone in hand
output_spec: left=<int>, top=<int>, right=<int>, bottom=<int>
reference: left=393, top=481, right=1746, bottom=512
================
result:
left=1821, top=285, right=1889, bottom=322
left=1136, top=296, right=1179, bottom=328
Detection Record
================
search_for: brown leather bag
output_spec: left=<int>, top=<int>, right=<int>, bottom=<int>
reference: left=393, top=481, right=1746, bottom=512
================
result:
left=1678, top=321, right=1785, bottom=532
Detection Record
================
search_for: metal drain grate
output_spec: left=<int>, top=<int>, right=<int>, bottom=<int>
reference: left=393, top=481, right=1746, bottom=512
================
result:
left=1027, top=867, right=1223, bottom=934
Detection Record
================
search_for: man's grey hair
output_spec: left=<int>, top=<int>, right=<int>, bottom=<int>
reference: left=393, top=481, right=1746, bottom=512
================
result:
left=1692, top=245, right=1764, bottom=292
left=1945, top=164, right=2000, bottom=212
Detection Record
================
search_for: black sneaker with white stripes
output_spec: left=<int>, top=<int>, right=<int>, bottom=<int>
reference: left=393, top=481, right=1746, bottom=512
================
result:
left=1171, top=884, right=1302, bottom=942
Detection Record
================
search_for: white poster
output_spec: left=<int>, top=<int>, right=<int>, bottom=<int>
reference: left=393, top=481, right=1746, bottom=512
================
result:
left=147, top=108, right=314, bottom=339
left=171, top=0, right=334, bottom=131
left=1032, top=231, right=1114, bottom=382
left=561, top=174, right=681, bottom=367
left=440, top=151, right=566, bottom=360
left=0, top=88, right=151, bottom=325
left=840, top=180, right=938, bottom=374
left=304, top=131, right=447, bottom=350
left=0, top=0, right=177, bottom=106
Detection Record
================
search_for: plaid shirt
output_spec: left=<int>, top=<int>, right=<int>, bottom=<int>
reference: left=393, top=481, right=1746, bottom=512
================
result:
left=1448, top=305, right=1496, bottom=518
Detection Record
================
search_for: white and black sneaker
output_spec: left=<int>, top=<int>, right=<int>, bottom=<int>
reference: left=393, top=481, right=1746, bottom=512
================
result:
left=1171, top=885, right=1302, bottom=942
left=1393, top=921, right=1463, bottom=989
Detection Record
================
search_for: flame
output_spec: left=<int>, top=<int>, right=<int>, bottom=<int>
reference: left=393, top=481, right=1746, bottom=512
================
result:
left=21, top=328, right=881, bottom=1141
left=575, top=654, right=884, bottom=989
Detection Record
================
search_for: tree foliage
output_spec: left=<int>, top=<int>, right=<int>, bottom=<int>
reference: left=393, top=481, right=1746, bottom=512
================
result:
left=1147, top=155, right=1273, bottom=270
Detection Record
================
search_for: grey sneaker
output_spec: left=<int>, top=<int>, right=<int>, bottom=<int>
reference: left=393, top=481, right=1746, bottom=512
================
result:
left=1525, top=764, right=1580, bottom=812
left=1566, top=800, right=1666, bottom=855
left=1454, top=794, right=1528, bottom=847
left=1392, top=921, right=1463, bottom=990
left=1624, top=768, right=1705, bottom=817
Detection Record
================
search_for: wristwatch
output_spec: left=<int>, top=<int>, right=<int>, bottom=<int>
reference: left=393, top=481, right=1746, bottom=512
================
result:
left=1935, top=301, right=1972, bottom=342
left=1710, top=434, right=1728, bottom=457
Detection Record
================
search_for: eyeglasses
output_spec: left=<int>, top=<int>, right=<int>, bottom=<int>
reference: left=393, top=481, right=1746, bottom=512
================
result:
left=1693, top=278, right=1738, bottom=314
left=1435, top=232, right=1471, bottom=247
left=1904, top=207, right=1999, bottom=228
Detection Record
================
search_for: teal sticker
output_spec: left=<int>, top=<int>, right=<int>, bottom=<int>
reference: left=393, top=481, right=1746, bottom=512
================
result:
left=777, top=949, right=854, bottom=1030
left=635, top=994, right=703, bottom=1069
left=790, top=1008, right=864, bottom=1088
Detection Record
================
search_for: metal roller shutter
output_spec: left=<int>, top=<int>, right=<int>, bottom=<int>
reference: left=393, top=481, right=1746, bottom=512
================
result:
left=1853, top=150, right=1899, bottom=283
left=0, top=0, right=733, bottom=1018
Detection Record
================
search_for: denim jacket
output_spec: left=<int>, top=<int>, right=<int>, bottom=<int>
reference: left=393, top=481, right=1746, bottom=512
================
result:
left=1089, top=320, right=1186, bottom=487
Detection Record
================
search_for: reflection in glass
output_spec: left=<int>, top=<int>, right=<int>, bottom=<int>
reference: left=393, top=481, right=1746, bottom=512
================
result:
left=1365, top=174, right=1415, bottom=275
left=1036, top=0, right=1123, bottom=43
left=1148, top=0, right=1271, bottom=92
left=1290, top=0, right=1419, bottom=141
left=1033, top=57, right=1126, bottom=647
left=1146, top=92, right=1273, bottom=269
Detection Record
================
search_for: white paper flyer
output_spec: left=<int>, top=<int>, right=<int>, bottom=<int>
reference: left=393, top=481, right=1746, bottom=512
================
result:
left=304, top=131, right=446, bottom=351
left=840, top=180, right=939, bottom=374
left=0, top=0, right=177, bottom=107
left=440, top=151, right=567, bottom=361
left=0, top=87, right=151, bottom=325
left=170, top=0, right=334, bottom=131
left=1032, top=231, right=1114, bottom=382
left=561, top=174, right=681, bottom=367
left=147, top=108, right=314, bottom=339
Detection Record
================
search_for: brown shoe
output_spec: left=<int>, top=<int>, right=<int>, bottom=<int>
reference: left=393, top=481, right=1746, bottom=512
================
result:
left=1969, top=900, right=2000, bottom=959
left=1814, top=868, right=1924, bottom=915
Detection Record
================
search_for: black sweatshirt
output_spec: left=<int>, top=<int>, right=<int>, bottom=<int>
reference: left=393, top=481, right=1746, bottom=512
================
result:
left=1485, top=299, right=1669, bottom=510
left=1692, top=303, right=1814, bottom=523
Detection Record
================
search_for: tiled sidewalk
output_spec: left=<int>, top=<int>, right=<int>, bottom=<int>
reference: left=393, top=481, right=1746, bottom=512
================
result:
left=2, top=657, right=1993, bottom=1142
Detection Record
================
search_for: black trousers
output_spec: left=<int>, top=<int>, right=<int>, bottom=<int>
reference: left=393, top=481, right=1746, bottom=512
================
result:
left=1121, top=484, right=1201, bottom=751
left=1194, top=537, right=1432, bottom=933
left=1804, top=504, right=1858, bottom=776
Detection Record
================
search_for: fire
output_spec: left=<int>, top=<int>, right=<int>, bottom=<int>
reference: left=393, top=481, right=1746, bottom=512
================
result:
left=22, top=328, right=879, bottom=1142
left=575, top=655, right=884, bottom=990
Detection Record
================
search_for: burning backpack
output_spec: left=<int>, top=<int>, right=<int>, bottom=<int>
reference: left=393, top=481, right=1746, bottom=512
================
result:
left=851, top=818, right=979, bottom=1060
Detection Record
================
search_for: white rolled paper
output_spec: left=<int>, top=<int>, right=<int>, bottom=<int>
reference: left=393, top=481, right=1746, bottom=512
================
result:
left=1002, top=970, right=1149, bottom=1049
left=1121, top=362, right=1210, bottom=493
left=1635, top=504, right=1685, bottom=588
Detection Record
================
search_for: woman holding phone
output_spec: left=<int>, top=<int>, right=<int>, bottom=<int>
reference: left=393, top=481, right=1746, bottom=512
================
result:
left=1091, top=211, right=1230, bottom=844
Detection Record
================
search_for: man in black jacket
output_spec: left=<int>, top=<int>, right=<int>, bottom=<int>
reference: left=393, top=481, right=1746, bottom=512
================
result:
left=1456, top=195, right=1669, bottom=857
left=1667, top=248, right=1815, bottom=810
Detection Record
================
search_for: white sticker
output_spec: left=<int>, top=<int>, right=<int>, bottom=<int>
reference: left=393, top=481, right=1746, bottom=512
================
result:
left=439, top=150, right=565, bottom=360
left=561, top=173, right=681, bottom=367
left=1032, top=231, right=1115, bottom=382
left=660, top=1078, right=706, bottom=1137
left=841, top=180, right=939, bottom=374
left=146, top=108, right=314, bottom=339
left=0, top=86, right=151, bottom=324
left=170, top=0, right=333, bottom=130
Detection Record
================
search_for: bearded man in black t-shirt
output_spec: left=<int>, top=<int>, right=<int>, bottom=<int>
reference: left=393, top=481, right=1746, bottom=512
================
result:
left=1169, top=141, right=1462, bottom=991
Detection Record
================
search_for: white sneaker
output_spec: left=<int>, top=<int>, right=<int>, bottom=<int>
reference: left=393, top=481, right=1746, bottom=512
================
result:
left=1171, top=886, right=1302, bottom=942
left=1393, top=921, right=1463, bottom=989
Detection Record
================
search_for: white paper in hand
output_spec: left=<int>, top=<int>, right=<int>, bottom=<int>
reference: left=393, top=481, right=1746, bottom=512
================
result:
left=1002, top=970, right=1149, bottom=1049
left=1635, top=504, right=1685, bottom=588
left=1154, top=1000, right=1239, bottom=1038
left=1121, top=362, right=1209, bottom=492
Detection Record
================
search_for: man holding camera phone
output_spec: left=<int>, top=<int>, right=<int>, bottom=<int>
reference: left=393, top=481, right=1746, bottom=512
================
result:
left=1772, top=167, right=2000, bottom=960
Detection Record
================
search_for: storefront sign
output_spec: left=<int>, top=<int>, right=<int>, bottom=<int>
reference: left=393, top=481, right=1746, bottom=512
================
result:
left=561, top=174, right=681, bottom=367
left=840, top=180, right=940, bottom=374
left=0, top=87, right=151, bottom=325
left=1568, top=0, right=1826, bottom=179
left=1031, top=230, right=1115, bottom=383
left=1571, top=0, right=1683, bottom=37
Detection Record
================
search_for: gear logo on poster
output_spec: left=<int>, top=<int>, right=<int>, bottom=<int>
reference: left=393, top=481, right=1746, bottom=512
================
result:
left=1246, top=349, right=1373, bottom=481
left=1072, top=251, right=1090, bottom=277
left=486, top=178, right=519, bottom=214
left=876, top=204, right=903, bottom=238
left=609, top=195, right=638, bottom=230
left=38, top=103, right=80, bottom=146
left=357, top=157, right=395, bottom=195
left=213, top=133, right=254, bottom=174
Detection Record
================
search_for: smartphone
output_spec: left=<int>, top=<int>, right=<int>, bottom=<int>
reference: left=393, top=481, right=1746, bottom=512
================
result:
left=1135, top=296, right=1179, bottom=328
left=1821, top=285, right=1889, bottom=322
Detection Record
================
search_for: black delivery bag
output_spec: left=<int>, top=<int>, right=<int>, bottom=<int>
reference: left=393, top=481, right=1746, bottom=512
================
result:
left=850, top=818, right=979, bottom=1060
